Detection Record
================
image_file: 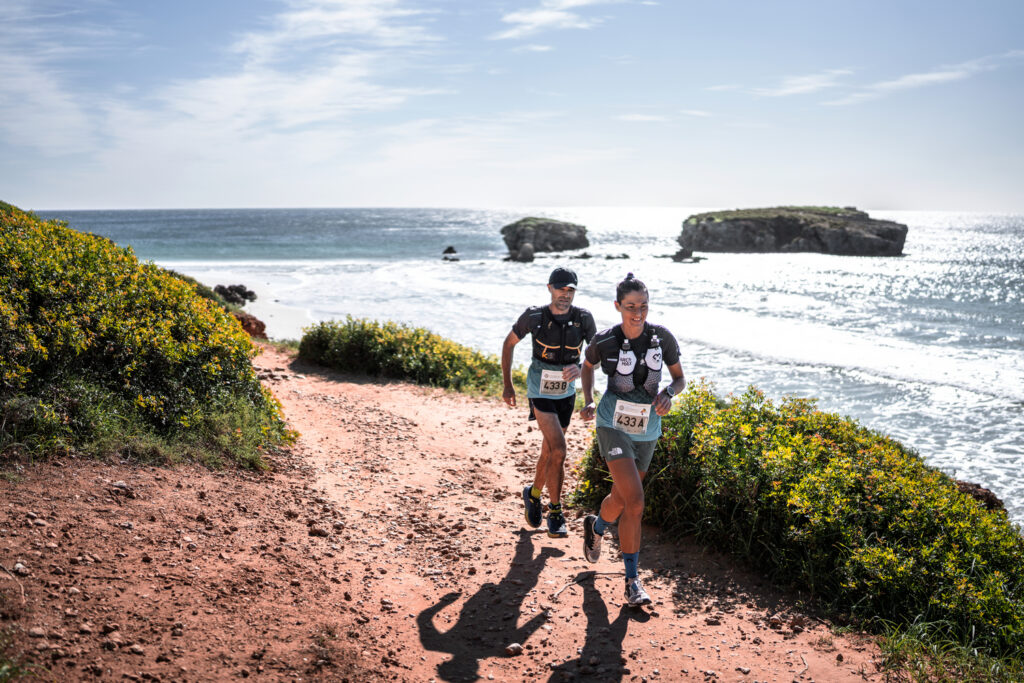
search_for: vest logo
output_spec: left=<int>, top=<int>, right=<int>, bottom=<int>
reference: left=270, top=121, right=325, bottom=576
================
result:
left=620, top=357, right=633, bottom=368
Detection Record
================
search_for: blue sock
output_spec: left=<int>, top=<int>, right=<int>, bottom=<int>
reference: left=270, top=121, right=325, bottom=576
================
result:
left=623, top=552, right=639, bottom=580
left=593, top=515, right=610, bottom=536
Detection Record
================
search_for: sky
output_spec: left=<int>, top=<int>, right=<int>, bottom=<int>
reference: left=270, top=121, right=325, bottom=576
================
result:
left=2, top=0, right=1023, bottom=211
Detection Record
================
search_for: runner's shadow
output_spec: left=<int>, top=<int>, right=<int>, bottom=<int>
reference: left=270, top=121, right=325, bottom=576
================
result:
left=417, top=529, right=564, bottom=682
left=547, top=571, right=650, bottom=683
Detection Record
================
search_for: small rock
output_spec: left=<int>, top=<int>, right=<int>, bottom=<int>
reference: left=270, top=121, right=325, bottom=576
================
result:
left=505, top=643, right=523, bottom=656
left=129, top=644, right=144, bottom=655
left=13, top=562, right=29, bottom=576
left=28, top=627, right=46, bottom=638
left=308, top=526, right=329, bottom=538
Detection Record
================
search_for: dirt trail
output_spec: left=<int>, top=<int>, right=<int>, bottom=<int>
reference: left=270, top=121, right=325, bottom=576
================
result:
left=0, top=346, right=881, bottom=682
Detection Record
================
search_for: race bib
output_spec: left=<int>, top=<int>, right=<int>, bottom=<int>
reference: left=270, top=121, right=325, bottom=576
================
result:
left=613, top=400, right=649, bottom=436
left=540, top=369, right=569, bottom=395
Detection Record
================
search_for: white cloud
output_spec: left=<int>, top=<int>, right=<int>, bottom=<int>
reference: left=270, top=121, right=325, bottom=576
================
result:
left=233, top=0, right=438, bottom=64
left=680, top=109, right=712, bottom=117
left=751, top=69, right=853, bottom=97
left=0, top=0, right=444, bottom=160
left=615, top=113, right=669, bottom=122
left=492, top=0, right=623, bottom=40
left=823, top=51, right=1023, bottom=106
left=516, top=44, right=555, bottom=52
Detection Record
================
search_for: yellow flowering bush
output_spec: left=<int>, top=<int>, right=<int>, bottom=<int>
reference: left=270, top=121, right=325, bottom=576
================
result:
left=0, top=201, right=293, bottom=467
left=300, top=317, right=523, bottom=395
left=573, top=380, right=1024, bottom=657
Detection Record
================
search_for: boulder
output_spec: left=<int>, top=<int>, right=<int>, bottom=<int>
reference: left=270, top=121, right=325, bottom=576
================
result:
left=956, top=480, right=1004, bottom=512
left=679, top=207, right=908, bottom=256
left=501, top=217, right=589, bottom=262
left=232, top=311, right=267, bottom=339
left=215, top=284, right=257, bottom=305
left=442, top=246, right=457, bottom=255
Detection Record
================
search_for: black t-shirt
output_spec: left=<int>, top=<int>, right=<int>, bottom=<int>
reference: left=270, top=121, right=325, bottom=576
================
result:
left=512, top=305, right=596, bottom=342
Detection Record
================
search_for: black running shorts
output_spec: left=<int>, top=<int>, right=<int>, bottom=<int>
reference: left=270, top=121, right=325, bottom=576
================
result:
left=528, top=396, right=574, bottom=429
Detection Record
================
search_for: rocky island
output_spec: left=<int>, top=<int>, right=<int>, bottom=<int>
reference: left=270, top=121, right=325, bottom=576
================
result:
left=679, top=206, right=908, bottom=256
left=501, top=216, right=589, bottom=262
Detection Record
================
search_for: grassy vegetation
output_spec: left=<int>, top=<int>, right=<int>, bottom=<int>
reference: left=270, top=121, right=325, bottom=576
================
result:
left=299, top=317, right=524, bottom=397
left=684, top=206, right=867, bottom=224
left=572, top=381, right=1024, bottom=674
left=0, top=201, right=295, bottom=469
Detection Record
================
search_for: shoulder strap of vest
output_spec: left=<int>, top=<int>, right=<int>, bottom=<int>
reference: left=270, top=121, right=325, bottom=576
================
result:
left=612, top=324, right=625, bottom=346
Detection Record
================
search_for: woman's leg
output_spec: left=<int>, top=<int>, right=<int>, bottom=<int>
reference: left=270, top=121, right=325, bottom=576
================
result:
left=600, top=457, right=644, bottom=553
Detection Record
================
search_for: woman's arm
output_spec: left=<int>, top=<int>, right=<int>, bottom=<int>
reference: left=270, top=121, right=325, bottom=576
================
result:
left=580, top=358, right=597, bottom=421
left=653, top=362, right=684, bottom=416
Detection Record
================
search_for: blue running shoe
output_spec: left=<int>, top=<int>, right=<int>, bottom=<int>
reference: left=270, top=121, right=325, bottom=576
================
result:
left=547, top=510, right=568, bottom=538
left=522, top=486, right=542, bottom=528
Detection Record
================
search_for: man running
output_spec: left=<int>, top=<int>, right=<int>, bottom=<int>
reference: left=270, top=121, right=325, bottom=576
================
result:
left=502, top=267, right=597, bottom=538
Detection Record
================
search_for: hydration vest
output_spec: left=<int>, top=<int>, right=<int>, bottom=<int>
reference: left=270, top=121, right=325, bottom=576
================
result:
left=599, top=324, right=663, bottom=398
left=530, top=306, right=587, bottom=365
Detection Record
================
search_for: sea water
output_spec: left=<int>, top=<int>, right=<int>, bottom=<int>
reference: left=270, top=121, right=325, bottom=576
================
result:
left=37, top=207, right=1024, bottom=523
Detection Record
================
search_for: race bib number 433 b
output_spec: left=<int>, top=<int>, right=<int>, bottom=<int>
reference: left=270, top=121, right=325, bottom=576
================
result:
left=540, top=369, right=569, bottom=395
left=613, top=400, right=649, bottom=435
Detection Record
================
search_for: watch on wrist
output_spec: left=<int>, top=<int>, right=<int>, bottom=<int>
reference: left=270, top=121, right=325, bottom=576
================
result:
left=663, top=384, right=676, bottom=398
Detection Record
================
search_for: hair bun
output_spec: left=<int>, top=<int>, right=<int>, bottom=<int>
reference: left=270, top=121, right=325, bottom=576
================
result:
left=626, top=272, right=634, bottom=280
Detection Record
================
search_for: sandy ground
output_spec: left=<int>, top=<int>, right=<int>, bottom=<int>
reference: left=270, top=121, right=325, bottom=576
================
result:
left=0, top=346, right=883, bottom=682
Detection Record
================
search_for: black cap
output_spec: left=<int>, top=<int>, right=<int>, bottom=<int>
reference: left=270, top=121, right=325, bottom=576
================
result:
left=548, top=267, right=578, bottom=289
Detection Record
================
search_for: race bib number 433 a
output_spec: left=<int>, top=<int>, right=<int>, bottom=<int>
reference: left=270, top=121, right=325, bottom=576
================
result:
left=540, top=369, right=569, bottom=395
left=613, top=400, right=649, bottom=435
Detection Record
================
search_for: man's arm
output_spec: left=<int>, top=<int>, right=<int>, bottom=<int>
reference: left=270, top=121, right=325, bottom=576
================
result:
left=501, top=331, right=521, bottom=407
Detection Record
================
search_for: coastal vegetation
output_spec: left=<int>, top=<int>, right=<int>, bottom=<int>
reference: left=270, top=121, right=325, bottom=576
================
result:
left=299, top=317, right=524, bottom=396
left=573, top=381, right=1024, bottom=677
left=0, top=201, right=294, bottom=469
left=684, top=205, right=865, bottom=223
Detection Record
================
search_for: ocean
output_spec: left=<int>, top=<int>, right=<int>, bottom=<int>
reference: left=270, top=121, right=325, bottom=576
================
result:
left=37, top=207, right=1024, bottom=523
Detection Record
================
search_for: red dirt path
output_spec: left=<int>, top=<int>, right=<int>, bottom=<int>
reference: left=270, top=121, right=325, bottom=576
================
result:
left=0, top=346, right=882, bottom=682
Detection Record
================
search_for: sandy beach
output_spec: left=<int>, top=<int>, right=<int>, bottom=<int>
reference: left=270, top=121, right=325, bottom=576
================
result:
left=0, top=345, right=882, bottom=681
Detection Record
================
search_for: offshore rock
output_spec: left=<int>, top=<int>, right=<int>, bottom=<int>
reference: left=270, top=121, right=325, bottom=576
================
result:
left=215, top=284, right=257, bottom=305
left=679, top=206, right=908, bottom=256
left=501, top=217, right=589, bottom=262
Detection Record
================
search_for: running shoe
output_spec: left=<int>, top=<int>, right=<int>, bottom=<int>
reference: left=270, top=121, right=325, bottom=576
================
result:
left=522, top=486, right=542, bottom=528
left=546, top=511, right=568, bottom=538
left=624, top=577, right=652, bottom=606
left=582, top=514, right=602, bottom=562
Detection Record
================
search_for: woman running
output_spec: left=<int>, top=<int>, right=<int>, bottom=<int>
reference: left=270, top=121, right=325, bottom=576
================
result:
left=579, top=273, right=685, bottom=605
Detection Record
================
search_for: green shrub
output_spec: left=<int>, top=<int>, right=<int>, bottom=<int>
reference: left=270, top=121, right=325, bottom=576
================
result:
left=300, top=317, right=523, bottom=396
left=573, top=381, right=1024, bottom=659
left=0, top=201, right=294, bottom=467
left=165, top=269, right=240, bottom=313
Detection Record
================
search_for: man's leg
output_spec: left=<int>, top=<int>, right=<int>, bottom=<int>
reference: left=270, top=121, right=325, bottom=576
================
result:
left=531, top=437, right=551, bottom=499
left=532, top=410, right=567, bottom=504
